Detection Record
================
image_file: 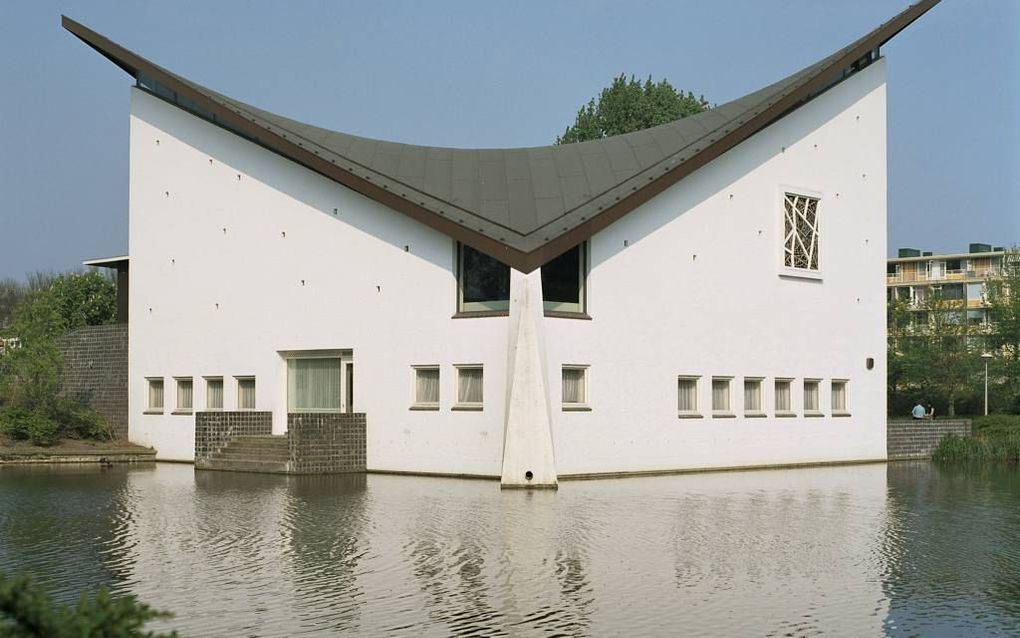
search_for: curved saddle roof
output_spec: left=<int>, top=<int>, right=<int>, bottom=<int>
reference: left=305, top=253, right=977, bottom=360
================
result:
left=63, top=1, right=938, bottom=273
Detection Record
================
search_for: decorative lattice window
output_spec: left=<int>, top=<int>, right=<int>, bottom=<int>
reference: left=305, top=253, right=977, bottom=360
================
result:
left=783, top=193, right=820, bottom=270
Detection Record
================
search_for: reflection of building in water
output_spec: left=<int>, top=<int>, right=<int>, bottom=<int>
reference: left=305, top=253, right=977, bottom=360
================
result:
left=282, top=474, right=368, bottom=634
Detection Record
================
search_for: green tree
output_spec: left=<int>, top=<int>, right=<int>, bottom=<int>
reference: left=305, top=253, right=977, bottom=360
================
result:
left=892, top=289, right=982, bottom=417
left=0, top=570, right=176, bottom=637
left=556, top=74, right=710, bottom=144
left=0, top=272, right=117, bottom=444
left=985, top=248, right=1020, bottom=412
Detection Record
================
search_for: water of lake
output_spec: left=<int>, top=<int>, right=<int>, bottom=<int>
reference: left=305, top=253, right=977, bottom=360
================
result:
left=1, top=462, right=1018, bottom=637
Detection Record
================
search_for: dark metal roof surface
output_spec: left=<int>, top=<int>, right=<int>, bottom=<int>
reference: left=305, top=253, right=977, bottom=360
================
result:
left=62, top=1, right=939, bottom=273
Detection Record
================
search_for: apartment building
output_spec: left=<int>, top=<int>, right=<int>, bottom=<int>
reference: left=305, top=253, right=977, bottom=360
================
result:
left=886, top=243, right=1006, bottom=331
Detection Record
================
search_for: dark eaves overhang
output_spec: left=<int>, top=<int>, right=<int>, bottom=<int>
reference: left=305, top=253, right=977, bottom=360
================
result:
left=62, top=1, right=939, bottom=274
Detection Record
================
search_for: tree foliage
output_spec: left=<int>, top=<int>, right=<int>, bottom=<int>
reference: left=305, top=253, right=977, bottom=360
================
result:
left=0, top=571, right=177, bottom=637
left=556, top=74, right=710, bottom=144
left=985, top=248, right=1020, bottom=412
left=0, top=272, right=117, bottom=445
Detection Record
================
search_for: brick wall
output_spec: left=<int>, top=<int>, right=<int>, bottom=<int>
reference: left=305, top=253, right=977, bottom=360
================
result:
left=287, top=413, right=366, bottom=474
left=887, top=419, right=973, bottom=460
left=57, top=324, right=129, bottom=439
left=194, top=411, right=272, bottom=465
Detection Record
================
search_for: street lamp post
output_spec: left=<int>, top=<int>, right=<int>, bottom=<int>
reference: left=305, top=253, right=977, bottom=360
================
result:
left=981, top=352, right=993, bottom=416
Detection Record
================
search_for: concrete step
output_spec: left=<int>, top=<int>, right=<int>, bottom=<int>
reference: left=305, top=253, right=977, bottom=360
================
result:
left=230, top=435, right=288, bottom=448
left=200, top=458, right=290, bottom=474
left=212, top=449, right=290, bottom=461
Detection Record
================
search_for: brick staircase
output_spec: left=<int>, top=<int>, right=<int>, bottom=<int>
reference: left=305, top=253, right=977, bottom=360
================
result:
left=205, top=435, right=290, bottom=473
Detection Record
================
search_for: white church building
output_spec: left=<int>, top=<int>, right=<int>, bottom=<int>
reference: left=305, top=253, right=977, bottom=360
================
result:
left=65, top=1, right=939, bottom=486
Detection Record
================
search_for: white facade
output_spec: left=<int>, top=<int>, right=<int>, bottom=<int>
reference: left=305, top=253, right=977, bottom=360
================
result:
left=128, top=60, right=888, bottom=477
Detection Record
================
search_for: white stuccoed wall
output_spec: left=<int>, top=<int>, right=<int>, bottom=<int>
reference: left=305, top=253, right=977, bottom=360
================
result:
left=128, top=58, right=887, bottom=476
left=548, top=60, right=888, bottom=475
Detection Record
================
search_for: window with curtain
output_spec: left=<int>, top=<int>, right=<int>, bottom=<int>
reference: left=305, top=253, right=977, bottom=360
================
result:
left=775, top=379, right=792, bottom=413
left=458, top=244, right=510, bottom=312
left=175, top=378, right=193, bottom=412
left=678, top=377, right=699, bottom=415
left=413, top=367, right=440, bottom=408
left=288, top=358, right=341, bottom=412
left=832, top=380, right=849, bottom=413
left=206, top=378, right=223, bottom=410
left=743, top=378, right=762, bottom=413
left=804, top=379, right=820, bottom=413
left=542, top=243, right=586, bottom=314
left=146, top=378, right=164, bottom=412
left=712, top=378, right=731, bottom=413
left=456, top=366, right=483, bottom=407
left=562, top=366, right=587, bottom=407
left=237, top=377, right=256, bottom=410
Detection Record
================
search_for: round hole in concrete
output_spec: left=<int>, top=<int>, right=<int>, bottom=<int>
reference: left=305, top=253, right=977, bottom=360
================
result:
left=525, top=470, right=534, bottom=481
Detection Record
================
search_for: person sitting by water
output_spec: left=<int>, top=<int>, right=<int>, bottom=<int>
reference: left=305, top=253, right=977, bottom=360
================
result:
left=926, top=403, right=936, bottom=420
left=911, top=402, right=926, bottom=420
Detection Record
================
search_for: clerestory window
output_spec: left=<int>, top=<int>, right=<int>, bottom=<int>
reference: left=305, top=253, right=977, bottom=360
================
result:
left=456, top=242, right=587, bottom=315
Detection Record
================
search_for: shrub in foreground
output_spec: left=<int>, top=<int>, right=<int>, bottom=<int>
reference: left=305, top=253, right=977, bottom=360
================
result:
left=0, top=409, right=60, bottom=447
left=0, top=571, right=176, bottom=637
left=933, top=431, right=1020, bottom=464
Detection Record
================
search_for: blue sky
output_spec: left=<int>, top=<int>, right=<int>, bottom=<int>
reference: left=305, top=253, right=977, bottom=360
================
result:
left=1, top=1, right=1017, bottom=280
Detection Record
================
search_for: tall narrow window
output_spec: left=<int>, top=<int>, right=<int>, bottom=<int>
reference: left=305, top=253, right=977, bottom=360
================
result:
left=832, top=380, right=849, bottom=415
left=236, top=377, right=256, bottom=410
left=287, top=358, right=341, bottom=412
left=775, top=379, right=793, bottom=415
left=412, top=366, right=440, bottom=409
left=175, top=377, right=193, bottom=413
left=562, top=366, right=589, bottom=409
left=804, top=379, right=821, bottom=414
left=542, top=243, right=586, bottom=314
left=146, top=378, right=164, bottom=413
left=458, top=244, right=510, bottom=312
left=205, top=377, right=223, bottom=411
left=743, top=378, right=763, bottom=415
left=712, top=377, right=732, bottom=415
left=783, top=193, right=820, bottom=271
left=455, top=366, right=483, bottom=409
left=678, top=376, right=699, bottom=417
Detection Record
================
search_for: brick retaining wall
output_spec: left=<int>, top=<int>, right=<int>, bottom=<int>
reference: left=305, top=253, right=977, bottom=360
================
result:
left=57, top=324, right=128, bottom=439
left=887, top=419, right=973, bottom=460
left=195, top=411, right=272, bottom=466
left=287, top=413, right=366, bottom=474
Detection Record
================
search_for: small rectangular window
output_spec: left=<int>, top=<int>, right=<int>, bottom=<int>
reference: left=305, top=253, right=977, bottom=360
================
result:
left=678, top=376, right=699, bottom=417
left=562, top=366, right=589, bottom=409
left=832, top=380, right=849, bottom=415
left=205, top=377, right=223, bottom=411
left=175, top=377, right=193, bottom=413
left=775, top=379, right=793, bottom=415
left=804, top=379, right=821, bottom=414
left=712, top=377, right=732, bottom=416
left=412, top=366, right=440, bottom=409
left=236, top=376, right=256, bottom=410
left=146, top=378, right=164, bottom=413
left=455, top=366, right=483, bottom=409
left=542, top=243, right=587, bottom=314
left=743, top=378, right=763, bottom=415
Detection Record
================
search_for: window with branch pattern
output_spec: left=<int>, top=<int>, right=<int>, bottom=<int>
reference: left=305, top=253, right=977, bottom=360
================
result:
left=783, top=193, right=820, bottom=270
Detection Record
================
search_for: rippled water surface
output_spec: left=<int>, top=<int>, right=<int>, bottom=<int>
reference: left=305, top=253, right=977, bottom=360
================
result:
left=1, top=462, right=1018, bottom=636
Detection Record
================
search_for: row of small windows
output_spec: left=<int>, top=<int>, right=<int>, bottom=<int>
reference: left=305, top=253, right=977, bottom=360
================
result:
left=678, top=377, right=849, bottom=418
left=412, top=365, right=589, bottom=410
left=146, top=376, right=255, bottom=413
